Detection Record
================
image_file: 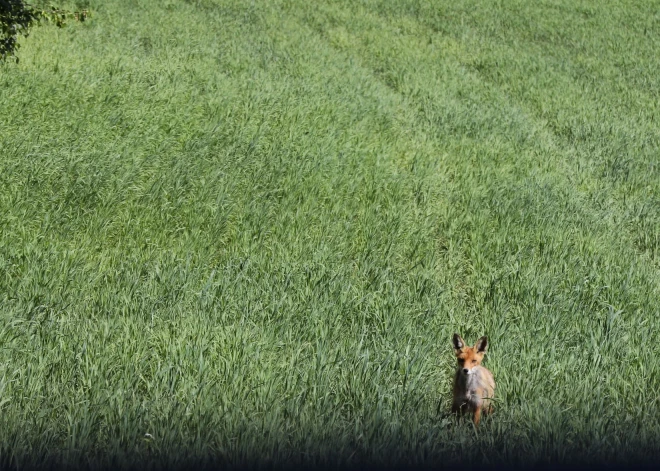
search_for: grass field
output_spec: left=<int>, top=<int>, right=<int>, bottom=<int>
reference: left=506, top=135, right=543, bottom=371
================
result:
left=1, top=0, right=660, bottom=469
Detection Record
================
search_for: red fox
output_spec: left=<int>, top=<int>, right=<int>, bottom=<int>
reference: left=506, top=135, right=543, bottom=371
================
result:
left=451, top=333, right=495, bottom=426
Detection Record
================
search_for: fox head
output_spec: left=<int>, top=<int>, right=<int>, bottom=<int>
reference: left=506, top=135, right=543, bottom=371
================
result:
left=452, top=333, right=488, bottom=376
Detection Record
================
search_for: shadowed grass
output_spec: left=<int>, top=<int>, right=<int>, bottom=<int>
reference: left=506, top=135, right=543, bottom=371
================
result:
left=1, top=0, right=659, bottom=469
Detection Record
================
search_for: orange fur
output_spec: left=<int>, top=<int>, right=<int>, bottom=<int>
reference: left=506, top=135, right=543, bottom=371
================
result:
left=451, top=333, right=495, bottom=426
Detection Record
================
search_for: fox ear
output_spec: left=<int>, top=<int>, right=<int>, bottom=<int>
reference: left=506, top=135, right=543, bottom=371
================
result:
left=475, top=336, right=488, bottom=353
left=452, top=333, right=465, bottom=352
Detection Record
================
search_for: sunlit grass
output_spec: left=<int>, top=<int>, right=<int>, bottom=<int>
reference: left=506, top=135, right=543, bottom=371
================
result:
left=1, top=0, right=659, bottom=468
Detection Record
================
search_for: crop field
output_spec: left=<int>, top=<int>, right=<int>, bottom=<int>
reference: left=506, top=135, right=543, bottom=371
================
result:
left=1, top=0, right=660, bottom=469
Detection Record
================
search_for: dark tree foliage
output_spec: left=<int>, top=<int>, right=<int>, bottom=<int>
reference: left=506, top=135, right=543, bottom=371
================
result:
left=0, top=0, right=88, bottom=62
left=0, top=0, right=38, bottom=60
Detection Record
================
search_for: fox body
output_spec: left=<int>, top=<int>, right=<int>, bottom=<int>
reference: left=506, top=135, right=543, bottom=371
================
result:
left=451, top=333, right=495, bottom=426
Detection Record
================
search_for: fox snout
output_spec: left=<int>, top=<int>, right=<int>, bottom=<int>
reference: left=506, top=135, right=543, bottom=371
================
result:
left=453, top=333, right=487, bottom=373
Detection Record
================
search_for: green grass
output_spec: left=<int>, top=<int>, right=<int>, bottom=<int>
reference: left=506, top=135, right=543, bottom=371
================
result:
left=1, top=0, right=660, bottom=468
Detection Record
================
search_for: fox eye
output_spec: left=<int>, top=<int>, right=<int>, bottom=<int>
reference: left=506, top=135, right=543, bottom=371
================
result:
left=472, top=360, right=477, bottom=364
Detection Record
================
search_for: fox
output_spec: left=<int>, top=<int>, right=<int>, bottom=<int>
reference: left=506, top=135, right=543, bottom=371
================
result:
left=451, top=333, right=495, bottom=426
